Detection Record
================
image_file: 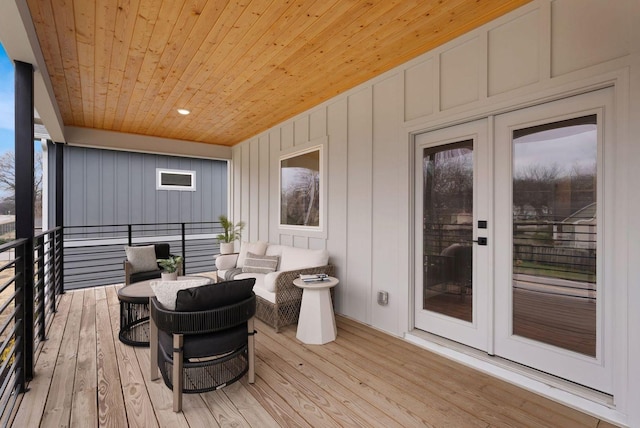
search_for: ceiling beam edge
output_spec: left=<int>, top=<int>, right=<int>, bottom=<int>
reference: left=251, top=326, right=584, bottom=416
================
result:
left=64, top=126, right=232, bottom=160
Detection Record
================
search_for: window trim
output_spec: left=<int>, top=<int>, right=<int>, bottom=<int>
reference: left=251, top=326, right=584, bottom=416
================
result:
left=156, top=168, right=197, bottom=191
left=278, top=139, right=326, bottom=235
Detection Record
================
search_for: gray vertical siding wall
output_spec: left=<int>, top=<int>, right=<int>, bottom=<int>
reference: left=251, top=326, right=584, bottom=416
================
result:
left=63, top=146, right=227, bottom=226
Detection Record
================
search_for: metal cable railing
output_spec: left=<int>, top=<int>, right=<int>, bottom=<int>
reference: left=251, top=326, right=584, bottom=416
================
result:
left=0, top=227, right=63, bottom=426
left=63, top=221, right=225, bottom=289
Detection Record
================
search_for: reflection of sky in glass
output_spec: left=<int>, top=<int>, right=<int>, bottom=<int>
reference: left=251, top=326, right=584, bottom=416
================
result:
left=281, top=167, right=303, bottom=191
left=514, top=125, right=596, bottom=177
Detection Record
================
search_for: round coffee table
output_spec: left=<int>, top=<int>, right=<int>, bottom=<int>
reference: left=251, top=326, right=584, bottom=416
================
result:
left=117, top=275, right=211, bottom=346
left=293, top=277, right=339, bottom=345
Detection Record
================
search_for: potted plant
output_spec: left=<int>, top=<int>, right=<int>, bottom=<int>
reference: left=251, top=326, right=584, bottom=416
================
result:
left=217, top=215, right=245, bottom=254
left=157, top=255, right=183, bottom=281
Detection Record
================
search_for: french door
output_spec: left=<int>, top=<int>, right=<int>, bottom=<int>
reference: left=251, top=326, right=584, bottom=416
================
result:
left=493, top=88, right=613, bottom=394
left=415, top=88, right=613, bottom=393
left=414, top=119, right=491, bottom=352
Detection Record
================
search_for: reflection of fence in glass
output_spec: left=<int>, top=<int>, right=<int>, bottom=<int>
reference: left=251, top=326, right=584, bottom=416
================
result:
left=513, top=221, right=596, bottom=284
left=281, top=167, right=320, bottom=226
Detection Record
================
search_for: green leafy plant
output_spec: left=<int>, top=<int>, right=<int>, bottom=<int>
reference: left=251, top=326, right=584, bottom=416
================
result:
left=157, top=255, right=183, bottom=273
left=216, top=215, right=245, bottom=243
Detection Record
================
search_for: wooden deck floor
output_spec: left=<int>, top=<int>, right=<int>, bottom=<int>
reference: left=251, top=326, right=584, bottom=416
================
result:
left=13, top=285, right=618, bottom=427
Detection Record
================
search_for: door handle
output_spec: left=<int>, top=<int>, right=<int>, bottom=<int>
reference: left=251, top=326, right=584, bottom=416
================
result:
left=472, top=237, right=488, bottom=245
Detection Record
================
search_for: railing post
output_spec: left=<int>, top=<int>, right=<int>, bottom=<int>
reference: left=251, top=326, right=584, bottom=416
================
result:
left=14, top=60, right=35, bottom=386
left=181, top=223, right=186, bottom=274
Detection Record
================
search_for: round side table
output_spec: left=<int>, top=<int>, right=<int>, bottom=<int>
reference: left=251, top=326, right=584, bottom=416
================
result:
left=293, top=276, right=339, bottom=345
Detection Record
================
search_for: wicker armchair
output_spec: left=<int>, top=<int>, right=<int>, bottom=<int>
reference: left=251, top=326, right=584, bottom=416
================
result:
left=257, top=264, right=335, bottom=333
left=149, top=279, right=256, bottom=412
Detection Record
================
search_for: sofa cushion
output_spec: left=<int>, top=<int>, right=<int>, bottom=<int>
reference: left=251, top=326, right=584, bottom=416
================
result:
left=279, top=247, right=329, bottom=271
left=237, top=241, right=268, bottom=267
left=265, top=244, right=285, bottom=257
left=234, top=271, right=280, bottom=296
left=175, top=278, right=255, bottom=311
left=263, top=271, right=279, bottom=293
left=252, top=281, right=276, bottom=303
left=215, top=253, right=239, bottom=270
left=242, top=252, right=279, bottom=274
left=125, top=245, right=159, bottom=274
left=150, top=278, right=212, bottom=310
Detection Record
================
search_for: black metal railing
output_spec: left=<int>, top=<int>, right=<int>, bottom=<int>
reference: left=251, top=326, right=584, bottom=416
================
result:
left=0, top=227, right=63, bottom=426
left=0, top=220, right=222, bottom=423
left=63, top=221, right=225, bottom=289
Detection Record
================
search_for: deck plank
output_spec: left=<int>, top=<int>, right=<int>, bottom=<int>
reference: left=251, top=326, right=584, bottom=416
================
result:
left=70, top=289, right=98, bottom=427
left=13, top=286, right=620, bottom=427
left=105, top=285, right=159, bottom=428
left=256, top=324, right=431, bottom=427
left=256, top=326, right=402, bottom=427
left=12, top=291, right=72, bottom=427
left=95, top=286, right=128, bottom=427
left=219, top=381, right=280, bottom=428
left=133, top=343, right=190, bottom=427
left=40, top=290, right=84, bottom=427
left=340, top=316, right=600, bottom=427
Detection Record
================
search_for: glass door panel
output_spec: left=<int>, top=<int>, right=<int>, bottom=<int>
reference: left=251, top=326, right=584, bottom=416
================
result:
left=423, top=141, right=474, bottom=322
left=512, top=116, right=597, bottom=356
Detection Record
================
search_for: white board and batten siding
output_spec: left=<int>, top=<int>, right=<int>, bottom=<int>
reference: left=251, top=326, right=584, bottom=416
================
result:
left=231, top=1, right=639, bottom=424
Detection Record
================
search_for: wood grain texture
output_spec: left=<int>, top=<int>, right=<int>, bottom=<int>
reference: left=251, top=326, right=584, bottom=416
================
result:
left=12, top=285, right=616, bottom=427
left=25, top=0, right=531, bottom=146
left=70, top=289, right=98, bottom=428
left=12, top=291, right=72, bottom=427
left=40, top=290, right=83, bottom=427
left=95, top=286, right=128, bottom=427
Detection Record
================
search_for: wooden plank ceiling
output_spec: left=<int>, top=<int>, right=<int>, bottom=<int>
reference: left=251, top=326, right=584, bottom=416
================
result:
left=27, top=0, right=531, bottom=146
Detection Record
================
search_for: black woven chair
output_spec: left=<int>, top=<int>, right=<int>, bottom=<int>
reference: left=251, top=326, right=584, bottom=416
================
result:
left=124, top=243, right=183, bottom=285
left=149, top=278, right=256, bottom=412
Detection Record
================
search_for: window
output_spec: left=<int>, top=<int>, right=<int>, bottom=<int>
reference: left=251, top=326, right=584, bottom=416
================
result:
left=280, top=146, right=322, bottom=230
left=156, top=168, right=196, bottom=191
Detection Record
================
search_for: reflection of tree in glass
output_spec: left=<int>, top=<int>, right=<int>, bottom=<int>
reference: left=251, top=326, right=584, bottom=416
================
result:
left=424, top=148, right=473, bottom=223
left=423, top=145, right=473, bottom=256
left=281, top=167, right=319, bottom=226
left=513, top=162, right=595, bottom=221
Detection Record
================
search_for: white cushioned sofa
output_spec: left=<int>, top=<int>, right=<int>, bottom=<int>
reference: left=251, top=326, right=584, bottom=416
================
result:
left=215, top=241, right=334, bottom=332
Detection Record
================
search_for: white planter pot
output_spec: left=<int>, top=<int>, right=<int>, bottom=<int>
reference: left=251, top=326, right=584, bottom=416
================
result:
left=220, top=242, right=235, bottom=254
left=161, top=272, right=178, bottom=281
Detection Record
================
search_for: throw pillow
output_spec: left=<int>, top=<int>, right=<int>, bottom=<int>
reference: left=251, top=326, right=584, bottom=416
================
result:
left=150, top=278, right=212, bottom=310
left=236, top=241, right=268, bottom=268
left=125, top=245, right=159, bottom=273
left=242, top=252, right=279, bottom=274
left=279, top=247, right=329, bottom=271
left=175, top=278, right=256, bottom=311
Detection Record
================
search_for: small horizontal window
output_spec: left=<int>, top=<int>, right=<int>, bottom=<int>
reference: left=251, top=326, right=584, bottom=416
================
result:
left=156, top=168, right=196, bottom=191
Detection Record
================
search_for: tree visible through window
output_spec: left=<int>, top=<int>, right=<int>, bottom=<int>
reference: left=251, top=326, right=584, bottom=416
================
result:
left=280, top=148, right=321, bottom=227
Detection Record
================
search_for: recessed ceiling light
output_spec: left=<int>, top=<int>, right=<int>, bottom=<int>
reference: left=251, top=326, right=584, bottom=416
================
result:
left=177, top=108, right=190, bottom=115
